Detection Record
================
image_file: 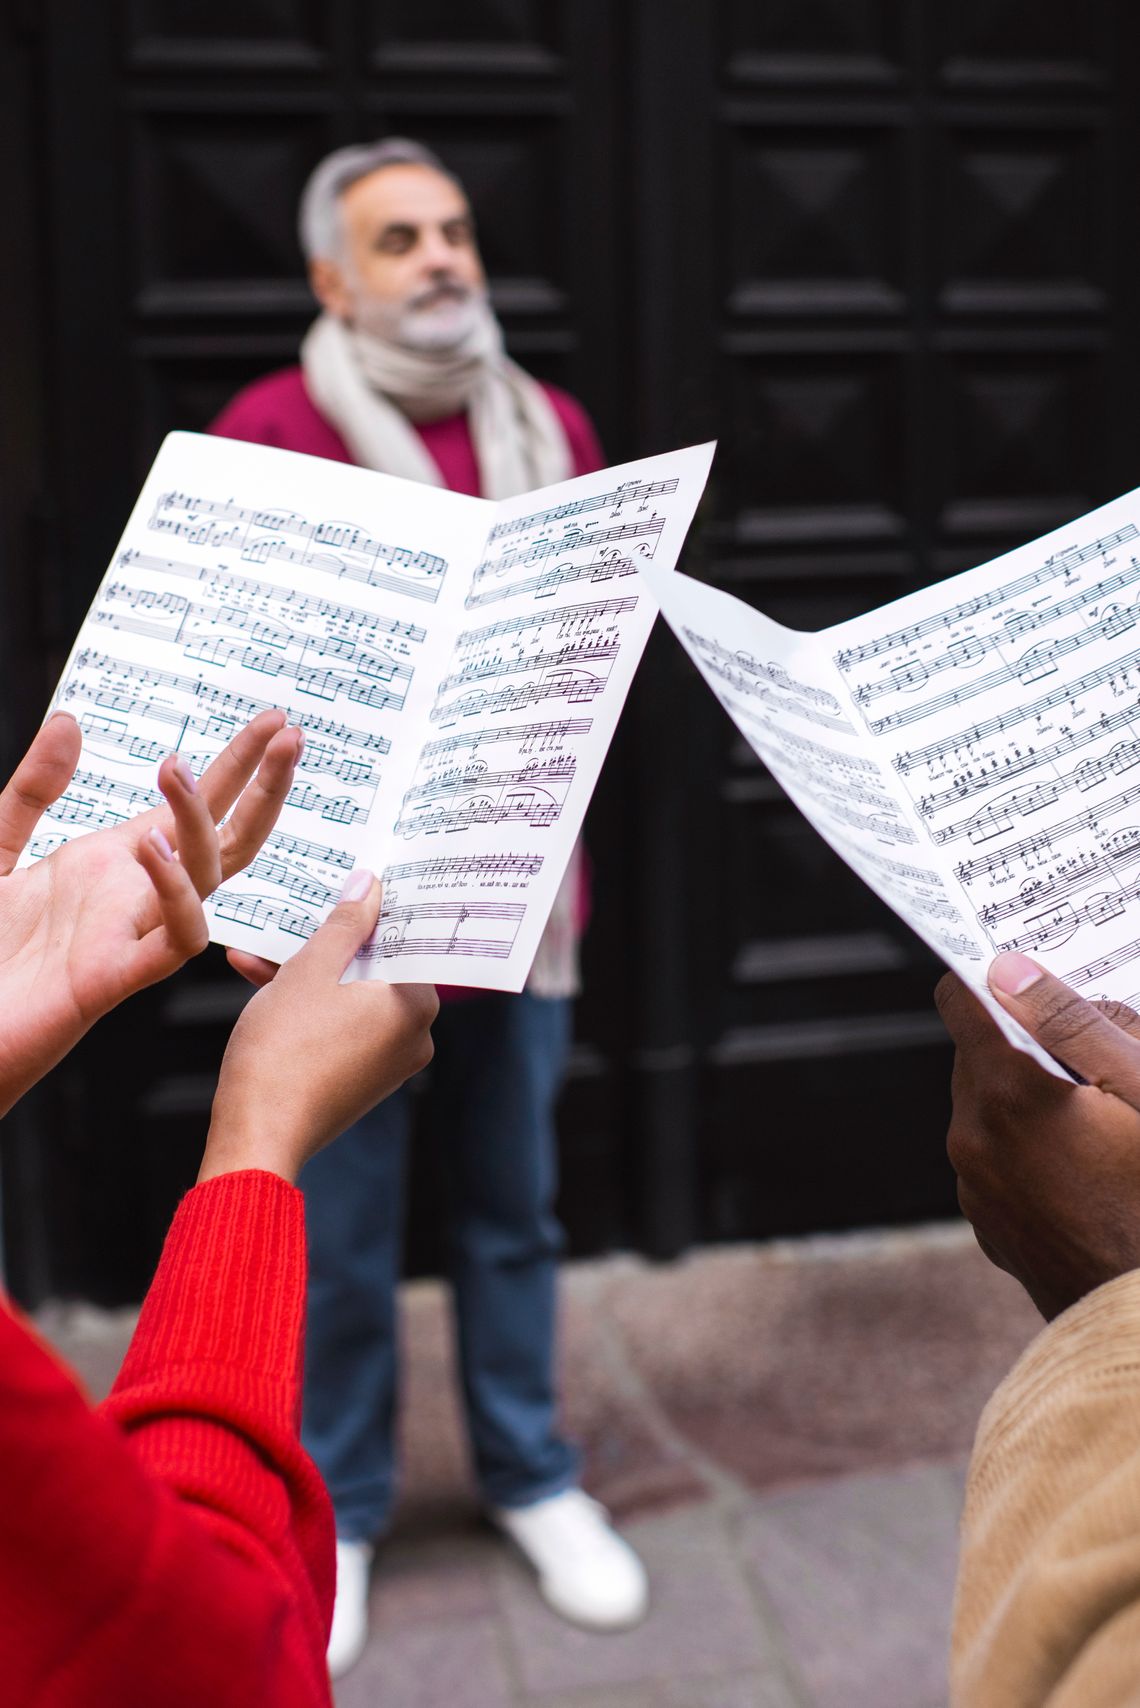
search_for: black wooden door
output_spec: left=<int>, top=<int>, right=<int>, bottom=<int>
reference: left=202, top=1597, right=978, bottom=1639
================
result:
left=3, top=0, right=1139, bottom=1301
left=621, top=0, right=1140, bottom=1250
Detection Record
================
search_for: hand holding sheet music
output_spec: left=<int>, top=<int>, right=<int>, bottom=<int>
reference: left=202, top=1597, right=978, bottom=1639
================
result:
left=30, top=432, right=715, bottom=989
left=643, top=490, right=1140, bottom=1079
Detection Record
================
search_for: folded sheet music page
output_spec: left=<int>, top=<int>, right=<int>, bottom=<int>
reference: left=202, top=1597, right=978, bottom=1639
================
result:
left=642, top=489, right=1140, bottom=1079
left=32, top=432, right=715, bottom=990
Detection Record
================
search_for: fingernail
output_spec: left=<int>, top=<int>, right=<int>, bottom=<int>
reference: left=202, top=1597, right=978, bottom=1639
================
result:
left=340, top=867, right=375, bottom=903
left=173, top=757, right=197, bottom=794
left=45, top=709, right=76, bottom=725
left=989, top=952, right=1044, bottom=997
left=148, top=827, right=174, bottom=862
left=292, top=725, right=305, bottom=756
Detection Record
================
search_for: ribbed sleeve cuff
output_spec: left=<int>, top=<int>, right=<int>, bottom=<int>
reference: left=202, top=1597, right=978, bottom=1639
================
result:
left=111, top=1171, right=308, bottom=1410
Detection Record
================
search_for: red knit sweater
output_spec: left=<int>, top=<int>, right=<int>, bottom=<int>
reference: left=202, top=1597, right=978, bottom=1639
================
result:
left=0, top=1171, right=335, bottom=1708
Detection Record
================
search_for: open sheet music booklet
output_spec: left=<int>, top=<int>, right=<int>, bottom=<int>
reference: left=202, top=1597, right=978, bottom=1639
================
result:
left=31, top=432, right=715, bottom=990
left=643, top=489, right=1140, bottom=1081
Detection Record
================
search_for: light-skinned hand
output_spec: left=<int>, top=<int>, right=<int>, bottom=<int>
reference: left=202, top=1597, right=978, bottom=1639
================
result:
left=0, top=707, right=301, bottom=1117
left=936, top=951, right=1140, bottom=1320
left=200, top=871, right=437, bottom=1185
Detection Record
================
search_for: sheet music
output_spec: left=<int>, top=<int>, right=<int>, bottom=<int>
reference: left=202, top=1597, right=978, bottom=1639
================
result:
left=32, top=432, right=714, bottom=989
left=355, top=443, right=717, bottom=984
left=640, top=562, right=1072, bottom=1079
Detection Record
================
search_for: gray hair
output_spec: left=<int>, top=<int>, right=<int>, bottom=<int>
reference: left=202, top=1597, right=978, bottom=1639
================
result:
left=298, top=137, right=465, bottom=261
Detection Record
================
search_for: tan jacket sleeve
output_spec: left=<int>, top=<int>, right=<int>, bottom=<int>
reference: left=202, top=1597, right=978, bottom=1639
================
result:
left=953, top=1270, right=1140, bottom=1707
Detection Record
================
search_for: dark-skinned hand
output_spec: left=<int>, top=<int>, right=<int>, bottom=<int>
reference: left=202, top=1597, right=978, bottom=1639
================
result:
left=936, top=950, right=1140, bottom=1320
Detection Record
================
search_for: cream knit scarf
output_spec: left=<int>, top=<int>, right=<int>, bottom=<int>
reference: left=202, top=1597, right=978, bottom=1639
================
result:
left=301, top=304, right=581, bottom=998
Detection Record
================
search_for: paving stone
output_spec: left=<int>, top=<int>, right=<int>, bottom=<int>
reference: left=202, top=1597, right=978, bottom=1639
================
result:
left=370, top=1537, right=501, bottom=1629
left=499, top=1506, right=768, bottom=1696
left=558, top=1282, right=711, bottom=1521
left=393, top=1281, right=480, bottom=1526
left=333, top=1615, right=514, bottom=1708
left=738, top=1461, right=963, bottom=1708
left=529, top=1667, right=805, bottom=1708
left=33, top=1302, right=135, bottom=1401
left=666, top=1674, right=808, bottom=1708
left=535, top=1689, right=662, bottom=1708
left=601, top=1231, right=1038, bottom=1490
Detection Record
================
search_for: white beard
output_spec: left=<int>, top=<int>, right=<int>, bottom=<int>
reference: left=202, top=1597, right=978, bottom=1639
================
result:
left=350, top=281, right=490, bottom=354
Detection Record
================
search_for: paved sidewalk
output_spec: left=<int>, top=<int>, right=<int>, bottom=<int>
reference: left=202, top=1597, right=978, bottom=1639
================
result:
left=41, top=1221, right=1041, bottom=1708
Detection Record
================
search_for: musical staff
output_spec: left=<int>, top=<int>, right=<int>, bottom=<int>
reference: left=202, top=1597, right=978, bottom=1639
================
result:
left=935, top=773, right=1140, bottom=856
left=951, top=792, right=1140, bottom=882
left=212, top=889, right=319, bottom=941
left=419, top=718, right=592, bottom=762
left=487, top=476, right=680, bottom=541
left=978, top=840, right=1140, bottom=929
left=383, top=852, right=544, bottom=881
left=265, top=828, right=356, bottom=870
left=439, top=640, right=618, bottom=695
left=698, top=655, right=853, bottom=735
left=394, top=792, right=563, bottom=839
left=474, top=516, right=664, bottom=582
left=402, top=756, right=575, bottom=808
left=684, top=631, right=843, bottom=713
left=116, top=550, right=427, bottom=644
left=1063, top=933, right=1140, bottom=988
left=464, top=551, right=639, bottom=611
left=833, top=525, right=1140, bottom=669
left=430, top=676, right=606, bottom=723
left=355, top=897, right=527, bottom=963
left=892, top=651, right=1140, bottom=772
left=457, top=596, right=639, bottom=646
left=865, top=623, right=1140, bottom=733
left=853, top=562, right=1140, bottom=706
left=65, top=651, right=393, bottom=756
left=152, top=489, right=448, bottom=603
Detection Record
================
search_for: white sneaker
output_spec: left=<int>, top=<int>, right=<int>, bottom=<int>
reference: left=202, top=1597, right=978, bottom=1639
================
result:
left=491, top=1488, right=649, bottom=1630
left=327, top=1538, right=373, bottom=1679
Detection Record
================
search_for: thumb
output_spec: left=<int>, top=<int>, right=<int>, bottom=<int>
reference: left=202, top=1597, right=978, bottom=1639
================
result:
left=0, top=710, right=82, bottom=875
left=290, top=868, right=382, bottom=980
left=989, top=951, right=1140, bottom=1099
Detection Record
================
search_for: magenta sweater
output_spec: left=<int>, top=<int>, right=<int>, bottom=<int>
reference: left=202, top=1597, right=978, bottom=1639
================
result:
left=209, top=365, right=603, bottom=495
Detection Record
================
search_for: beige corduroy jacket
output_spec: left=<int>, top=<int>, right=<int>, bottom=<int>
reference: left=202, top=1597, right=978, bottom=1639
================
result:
left=953, top=1270, right=1140, bottom=1706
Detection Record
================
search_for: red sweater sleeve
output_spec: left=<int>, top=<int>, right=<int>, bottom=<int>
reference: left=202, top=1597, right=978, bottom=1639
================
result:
left=0, top=1172, right=334, bottom=1708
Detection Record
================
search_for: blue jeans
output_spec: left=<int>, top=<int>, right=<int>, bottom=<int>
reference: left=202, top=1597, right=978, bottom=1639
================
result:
left=300, top=991, right=580, bottom=1541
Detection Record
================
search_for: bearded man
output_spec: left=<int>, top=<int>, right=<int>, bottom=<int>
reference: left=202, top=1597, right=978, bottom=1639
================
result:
left=210, top=138, right=648, bottom=1678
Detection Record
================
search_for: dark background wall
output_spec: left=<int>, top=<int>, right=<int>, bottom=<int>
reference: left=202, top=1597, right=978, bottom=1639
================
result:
left=3, top=0, right=1139, bottom=1303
